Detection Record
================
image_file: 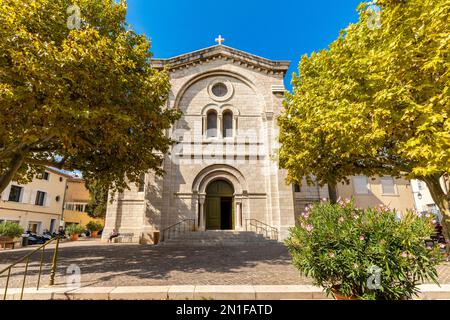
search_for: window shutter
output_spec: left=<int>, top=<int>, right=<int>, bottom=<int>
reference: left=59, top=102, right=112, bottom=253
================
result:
left=381, top=177, right=396, bottom=195
left=29, top=190, right=36, bottom=205
left=45, top=193, right=50, bottom=207
left=353, top=176, right=369, bottom=194
left=1, top=186, right=10, bottom=201
left=21, top=188, right=31, bottom=204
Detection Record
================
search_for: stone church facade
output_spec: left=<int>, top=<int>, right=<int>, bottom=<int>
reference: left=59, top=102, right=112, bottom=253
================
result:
left=102, top=44, right=307, bottom=243
left=102, top=43, right=418, bottom=244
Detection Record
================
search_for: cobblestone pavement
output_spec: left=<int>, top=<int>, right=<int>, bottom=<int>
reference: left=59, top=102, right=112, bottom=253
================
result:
left=1, top=240, right=449, bottom=289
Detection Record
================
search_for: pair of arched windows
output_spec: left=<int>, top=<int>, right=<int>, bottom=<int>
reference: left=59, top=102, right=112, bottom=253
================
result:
left=206, top=110, right=233, bottom=138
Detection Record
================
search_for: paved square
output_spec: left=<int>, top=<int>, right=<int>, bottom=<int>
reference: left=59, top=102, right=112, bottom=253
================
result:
left=1, top=240, right=449, bottom=289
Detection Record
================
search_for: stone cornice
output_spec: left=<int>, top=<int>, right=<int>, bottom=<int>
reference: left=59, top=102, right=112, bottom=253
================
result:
left=151, top=45, right=291, bottom=76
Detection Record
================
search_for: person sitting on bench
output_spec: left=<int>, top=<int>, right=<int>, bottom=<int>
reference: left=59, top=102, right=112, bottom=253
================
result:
left=108, top=229, right=120, bottom=243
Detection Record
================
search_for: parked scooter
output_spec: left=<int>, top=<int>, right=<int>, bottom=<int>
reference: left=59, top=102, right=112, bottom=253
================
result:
left=26, top=230, right=46, bottom=245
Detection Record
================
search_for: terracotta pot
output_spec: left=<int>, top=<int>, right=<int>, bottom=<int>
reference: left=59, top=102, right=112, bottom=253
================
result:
left=331, top=289, right=358, bottom=300
left=70, top=234, right=79, bottom=241
left=91, top=231, right=98, bottom=238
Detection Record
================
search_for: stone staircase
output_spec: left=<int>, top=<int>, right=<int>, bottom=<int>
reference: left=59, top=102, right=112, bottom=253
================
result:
left=158, top=230, right=279, bottom=247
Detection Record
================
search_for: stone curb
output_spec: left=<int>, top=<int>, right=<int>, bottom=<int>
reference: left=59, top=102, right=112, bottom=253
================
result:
left=1, top=284, right=450, bottom=300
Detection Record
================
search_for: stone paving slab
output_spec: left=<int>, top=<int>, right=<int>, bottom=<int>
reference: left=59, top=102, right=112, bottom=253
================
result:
left=1, top=284, right=449, bottom=300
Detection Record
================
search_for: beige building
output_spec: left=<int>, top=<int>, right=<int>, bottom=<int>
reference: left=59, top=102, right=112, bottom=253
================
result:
left=0, top=168, right=69, bottom=234
left=103, top=42, right=421, bottom=243
left=63, top=178, right=103, bottom=227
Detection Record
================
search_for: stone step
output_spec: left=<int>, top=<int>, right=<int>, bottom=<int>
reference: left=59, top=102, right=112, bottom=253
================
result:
left=159, top=230, right=279, bottom=247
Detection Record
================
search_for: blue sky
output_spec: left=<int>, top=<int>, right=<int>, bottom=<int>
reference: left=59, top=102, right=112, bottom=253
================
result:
left=125, top=0, right=362, bottom=90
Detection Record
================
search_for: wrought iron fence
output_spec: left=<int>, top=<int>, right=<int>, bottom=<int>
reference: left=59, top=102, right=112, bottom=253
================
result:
left=245, top=219, right=279, bottom=241
left=161, top=219, right=196, bottom=242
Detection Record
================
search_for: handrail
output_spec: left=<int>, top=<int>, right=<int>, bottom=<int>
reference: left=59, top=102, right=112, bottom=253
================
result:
left=161, top=219, right=196, bottom=242
left=0, top=236, right=61, bottom=300
left=245, top=219, right=279, bottom=241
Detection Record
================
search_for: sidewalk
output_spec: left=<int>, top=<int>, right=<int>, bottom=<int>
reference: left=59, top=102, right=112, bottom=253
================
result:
left=2, top=284, right=450, bottom=300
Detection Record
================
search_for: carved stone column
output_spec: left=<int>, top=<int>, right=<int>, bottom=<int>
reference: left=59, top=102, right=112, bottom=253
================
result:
left=235, top=199, right=243, bottom=230
left=199, top=194, right=206, bottom=231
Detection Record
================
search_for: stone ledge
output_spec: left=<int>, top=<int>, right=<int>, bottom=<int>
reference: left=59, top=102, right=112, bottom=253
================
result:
left=1, top=284, right=449, bottom=300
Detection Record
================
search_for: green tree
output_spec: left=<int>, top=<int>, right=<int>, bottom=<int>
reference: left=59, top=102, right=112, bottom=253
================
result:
left=0, top=0, right=179, bottom=194
left=85, top=179, right=109, bottom=218
left=279, top=0, right=450, bottom=236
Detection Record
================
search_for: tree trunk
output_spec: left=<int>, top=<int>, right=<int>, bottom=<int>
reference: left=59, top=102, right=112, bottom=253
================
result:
left=0, top=152, right=26, bottom=195
left=422, top=174, right=450, bottom=242
left=328, top=182, right=338, bottom=204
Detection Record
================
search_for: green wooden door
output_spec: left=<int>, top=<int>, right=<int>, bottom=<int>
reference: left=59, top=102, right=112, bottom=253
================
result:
left=206, top=197, right=221, bottom=230
left=205, top=180, right=234, bottom=230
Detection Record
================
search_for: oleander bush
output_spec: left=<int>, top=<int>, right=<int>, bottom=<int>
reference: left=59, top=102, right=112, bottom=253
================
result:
left=286, top=200, right=443, bottom=300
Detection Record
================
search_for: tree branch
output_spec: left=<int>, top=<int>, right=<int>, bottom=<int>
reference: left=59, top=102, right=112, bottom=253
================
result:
left=25, top=157, right=68, bottom=170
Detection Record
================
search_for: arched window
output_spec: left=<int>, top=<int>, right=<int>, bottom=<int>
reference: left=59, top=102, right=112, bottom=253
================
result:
left=206, top=110, right=217, bottom=138
left=222, top=110, right=233, bottom=138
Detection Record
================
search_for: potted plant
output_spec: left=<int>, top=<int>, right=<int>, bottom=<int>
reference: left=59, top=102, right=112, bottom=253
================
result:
left=0, top=221, right=24, bottom=244
left=65, top=224, right=85, bottom=241
left=286, top=200, right=442, bottom=300
left=86, top=221, right=103, bottom=238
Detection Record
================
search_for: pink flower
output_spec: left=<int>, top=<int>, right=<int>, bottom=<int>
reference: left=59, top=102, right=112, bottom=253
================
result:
left=329, top=252, right=335, bottom=258
left=432, top=219, right=437, bottom=224
left=440, top=244, right=447, bottom=249
left=425, top=213, right=431, bottom=218
left=305, top=224, right=314, bottom=232
left=322, top=197, right=328, bottom=202
left=359, top=235, right=365, bottom=241
left=401, top=252, right=408, bottom=258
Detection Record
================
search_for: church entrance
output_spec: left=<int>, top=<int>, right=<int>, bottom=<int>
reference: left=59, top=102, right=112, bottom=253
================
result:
left=205, top=180, right=234, bottom=230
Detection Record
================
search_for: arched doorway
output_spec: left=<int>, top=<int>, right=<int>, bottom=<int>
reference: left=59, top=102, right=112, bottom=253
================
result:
left=205, top=180, right=234, bottom=230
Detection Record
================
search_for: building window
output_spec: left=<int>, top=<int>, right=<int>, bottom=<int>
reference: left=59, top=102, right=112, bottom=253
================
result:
left=222, top=110, right=233, bottom=138
left=65, top=202, right=88, bottom=212
left=353, top=176, right=369, bottom=194
left=206, top=110, right=218, bottom=138
left=8, top=185, right=23, bottom=202
left=35, top=191, right=46, bottom=206
left=37, top=171, right=50, bottom=180
left=211, top=83, right=228, bottom=98
left=380, top=177, right=397, bottom=195
left=293, top=184, right=301, bottom=193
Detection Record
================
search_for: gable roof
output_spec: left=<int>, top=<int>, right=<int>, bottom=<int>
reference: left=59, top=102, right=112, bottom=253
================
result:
left=151, top=45, right=291, bottom=76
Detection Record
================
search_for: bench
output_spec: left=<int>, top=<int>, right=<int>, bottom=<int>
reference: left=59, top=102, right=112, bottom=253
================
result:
left=113, top=233, right=134, bottom=243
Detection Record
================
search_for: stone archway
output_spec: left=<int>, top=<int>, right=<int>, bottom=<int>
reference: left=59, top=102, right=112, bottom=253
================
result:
left=192, top=165, right=248, bottom=231
left=205, top=180, right=234, bottom=230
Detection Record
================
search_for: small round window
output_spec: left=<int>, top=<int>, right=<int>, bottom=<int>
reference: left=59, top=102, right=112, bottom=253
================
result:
left=211, top=83, right=228, bottom=97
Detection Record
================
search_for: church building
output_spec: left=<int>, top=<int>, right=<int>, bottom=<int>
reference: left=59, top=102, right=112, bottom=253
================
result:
left=102, top=39, right=418, bottom=244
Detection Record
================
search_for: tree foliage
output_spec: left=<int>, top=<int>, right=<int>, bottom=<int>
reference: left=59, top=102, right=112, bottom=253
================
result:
left=85, top=179, right=109, bottom=218
left=0, top=0, right=180, bottom=194
left=279, top=0, right=450, bottom=235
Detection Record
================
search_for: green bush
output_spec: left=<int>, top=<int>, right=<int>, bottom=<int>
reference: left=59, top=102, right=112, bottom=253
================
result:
left=65, top=224, right=85, bottom=236
left=286, top=200, right=442, bottom=300
left=0, top=221, right=24, bottom=238
left=86, top=221, right=103, bottom=232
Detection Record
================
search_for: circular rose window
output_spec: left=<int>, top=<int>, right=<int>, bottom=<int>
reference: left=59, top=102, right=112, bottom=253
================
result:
left=208, top=80, right=234, bottom=102
left=211, top=83, right=228, bottom=97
